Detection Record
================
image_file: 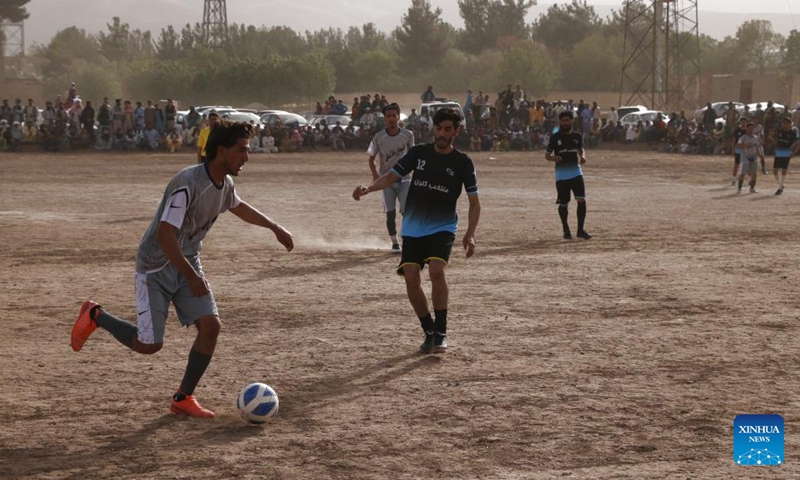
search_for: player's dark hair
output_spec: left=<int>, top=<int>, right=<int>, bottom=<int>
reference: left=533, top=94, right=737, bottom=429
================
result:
left=206, top=120, right=255, bottom=162
left=382, top=103, right=401, bottom=115
left=559, top=110, right=574, bottom=120
left=433, top=108, right=462, bottom=128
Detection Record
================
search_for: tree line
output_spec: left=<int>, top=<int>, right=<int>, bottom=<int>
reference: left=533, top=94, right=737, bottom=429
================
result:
left=17, top=0, right=800, bottom=108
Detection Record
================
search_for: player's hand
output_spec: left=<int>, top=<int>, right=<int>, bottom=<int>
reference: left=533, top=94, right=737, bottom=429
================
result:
left=187, top=272, right=210, bottom=297
left=553, top=155, right=562, bottom=163
left=579, top=156, right=586, bottom=165
left=273, top=225, right=294, bottom=252
left=463, top=234, right=475, bottom=258
left=353, top=185, right=369, bottom=200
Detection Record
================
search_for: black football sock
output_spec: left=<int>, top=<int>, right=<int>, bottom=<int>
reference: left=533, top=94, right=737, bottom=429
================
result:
left=175, top=348, right=213, bottom=400
left=558, top=204, right=569, bottom=231
left=577, top=202, right=587, bottom=232
left=95, top=309, right=137, bottom=348
left=419, top=313, right=434, bottom=334
left=738, top=178, right=744, bottom=190
left=434, top=309, right=447, bottom=335
left=386, top=210, right=397, bottom=237
left=750, top=179, right=756, bottom=189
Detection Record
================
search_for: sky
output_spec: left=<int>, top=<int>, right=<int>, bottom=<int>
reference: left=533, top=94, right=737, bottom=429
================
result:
left=17, top=0, right=800, bottom=49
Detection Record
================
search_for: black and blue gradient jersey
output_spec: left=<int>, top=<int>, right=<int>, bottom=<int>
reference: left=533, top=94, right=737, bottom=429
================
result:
left=546, top=131, right=584, bottom=181
left=391, top=144, right=479, bottom=238
left=775, top=129, right=798, bottom=158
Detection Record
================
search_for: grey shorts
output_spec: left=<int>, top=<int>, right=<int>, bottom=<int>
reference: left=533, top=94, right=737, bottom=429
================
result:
left=382, top=180, right=410, bottom=213
left=134, top=256, right=218, bottom=344
left=739, top=160, right=758, bottom=177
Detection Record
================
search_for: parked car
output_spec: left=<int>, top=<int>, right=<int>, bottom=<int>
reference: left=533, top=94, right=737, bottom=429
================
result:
left=309, top=114, right=353, bottom=129
left=259, top=111, right=309, bottom=130
left=694, top=102, right=744, bottom=123
left=746, top=102, right=786, bottom=114
left=616, top=105, right=649, bottom=119
left=619, top=110, right=667, bottom=127
left=220, top=111, right=264, bottom=127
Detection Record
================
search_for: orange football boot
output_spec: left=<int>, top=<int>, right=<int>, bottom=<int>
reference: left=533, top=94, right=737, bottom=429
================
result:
left=70, top=300, right=100, bottom=352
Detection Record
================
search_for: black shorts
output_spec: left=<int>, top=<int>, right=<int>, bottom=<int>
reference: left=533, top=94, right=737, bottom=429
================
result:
left=774, top=157, right=790, bottom=170
left=556, top=176, right=586, bottom=205
left=734, top=153, right=741, bottom=165
left=397, top=232, right=455, bottom=275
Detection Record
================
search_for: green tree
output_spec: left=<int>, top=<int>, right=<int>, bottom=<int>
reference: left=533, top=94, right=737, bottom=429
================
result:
left=0, top=0, right=30, bottom=83
left=733, top=20, right=784, bottom=73
left=33, top=27, right=101, bottom=81
left=43, top=59, right=122, bottom=103
left=785, top=30, right=800, bottom=73
left=156, top=26, right=182, bottom=60
left=458, top=0, right=535, bottom=54
left=496, top=41, right=558, bottom=94
left=559, top=33, right=622, bottom=90
left=394, top=0, right=451, bottom=72
left=531, top=0, right=602, bottom=52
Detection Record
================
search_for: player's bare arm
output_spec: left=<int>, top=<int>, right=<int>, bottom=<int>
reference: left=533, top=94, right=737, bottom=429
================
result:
left=368, top=154, right=379, bottom=181
left=156, top=221, right=209, bottom=297
left=229, top=201, right=294, bottom=252
left=353, top=171, right=402, bottom=200
left=463, top=194, right=481, bottom=258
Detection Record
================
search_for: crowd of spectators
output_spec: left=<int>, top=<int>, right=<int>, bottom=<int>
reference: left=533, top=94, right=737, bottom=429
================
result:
left=3, top=82, right=799, bottom=157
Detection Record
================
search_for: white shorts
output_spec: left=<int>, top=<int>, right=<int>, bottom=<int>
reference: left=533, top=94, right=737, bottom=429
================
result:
left=382, top=180, right=410, bottom=213
left=134, top=255, right=218, bottom=344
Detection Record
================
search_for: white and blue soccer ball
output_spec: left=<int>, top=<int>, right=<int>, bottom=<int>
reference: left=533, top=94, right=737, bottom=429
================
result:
left=236, top=382, right=279, bottom=424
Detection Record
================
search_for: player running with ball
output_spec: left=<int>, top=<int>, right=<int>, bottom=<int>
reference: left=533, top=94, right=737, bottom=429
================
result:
left=71, top=121, right=294, bottom=418
left=353, top=108, right=481, bottom=354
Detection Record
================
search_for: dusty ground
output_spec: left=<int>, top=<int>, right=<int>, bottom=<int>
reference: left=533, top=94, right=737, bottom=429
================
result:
left=1, top=146, right=799, bottom=479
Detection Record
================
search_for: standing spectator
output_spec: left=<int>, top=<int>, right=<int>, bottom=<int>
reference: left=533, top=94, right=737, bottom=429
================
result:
left=154, top=103, right=166, bottom=135
left=165, top=99, right=177, bottom=133
left=144, top=100, right=156, bottom=130
left=97, top=98, right=111, bottom=132
left=42, top=101, right=55, bottom=127
left=123, top=100, right=134, bottom=133
left=112, top=99, right=124, bottom=133
left=186, top=106, right=200, bottom=131
left=0, top=99, right=10, bottom=122
left=24, top=98, right=38, bottom=125
left=134, top=101, right=145, bottom=134
left=607, top=106, right=618, bottom=125
left=80, top=100, right=96, bottom=141
left=12, top=99, right=24, bottom=123
left=792, top=103, right=800, bottom=127
left=196, top=111, right=219, bottom=163
left=421, top=85, right=436, bottom=103
left=67, top=82, right=78, bottom=104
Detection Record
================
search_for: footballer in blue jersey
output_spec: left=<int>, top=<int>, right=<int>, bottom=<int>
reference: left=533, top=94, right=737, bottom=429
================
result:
left=773, top=117, right=800, bottom=195
left=353, top=108, right=481, bottom=354
left=546, top=110, right=591, bottom=240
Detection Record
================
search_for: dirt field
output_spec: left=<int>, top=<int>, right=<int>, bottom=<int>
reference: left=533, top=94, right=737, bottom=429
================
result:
left=1, top=147, right=798, bottom=479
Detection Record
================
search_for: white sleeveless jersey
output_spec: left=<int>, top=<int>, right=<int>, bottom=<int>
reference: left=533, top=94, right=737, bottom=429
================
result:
left=135, top=163, right=241, bottom=272
left=368, top=128, right=415, bottom=179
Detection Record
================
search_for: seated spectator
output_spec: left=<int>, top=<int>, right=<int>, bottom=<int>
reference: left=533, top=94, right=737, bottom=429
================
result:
left=470, top=130, right=481, bottom=151
left=140, top=126, right=161, bottom=151
left=262, top=131, right=277, bottom=153
left=23, top=121, right=37, bottom=144
left=94, top=129, right=113, bottom=150
left=167, top=128, right=183, bottom=153
left=248, top=133, right=263, bottom=153
left=331, top=122, right=345, bottom=151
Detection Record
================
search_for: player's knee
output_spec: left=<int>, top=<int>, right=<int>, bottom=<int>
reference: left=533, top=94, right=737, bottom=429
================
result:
left=196, top=315, right=221, bottom=339
left=403, top=268, right=422, bottom=289
left=134, top=341, right=163, bottom=355
left=428, top=261, right=446, bottom=281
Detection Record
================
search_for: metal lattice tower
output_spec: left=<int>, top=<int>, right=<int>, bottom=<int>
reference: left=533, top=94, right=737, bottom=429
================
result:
left=202, top=0, right=228, bottom=48
left=1, top=20, right=25, bottom=82
left=619, top=0, right=701, bottom=111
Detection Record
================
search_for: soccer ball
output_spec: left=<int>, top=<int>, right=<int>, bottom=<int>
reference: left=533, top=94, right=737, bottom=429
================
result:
left=236, top=382, right=279, bottom=424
